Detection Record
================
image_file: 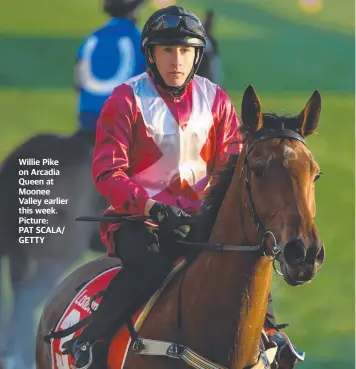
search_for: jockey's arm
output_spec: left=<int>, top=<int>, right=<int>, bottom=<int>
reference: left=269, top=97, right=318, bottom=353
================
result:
left=92, top=84, right=150, bottom=216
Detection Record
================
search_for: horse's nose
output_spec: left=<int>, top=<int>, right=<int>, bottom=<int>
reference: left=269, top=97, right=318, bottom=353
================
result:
left=283, top=237, right=306, bottom=266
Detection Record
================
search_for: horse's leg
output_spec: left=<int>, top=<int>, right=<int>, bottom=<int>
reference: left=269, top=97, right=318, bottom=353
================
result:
left=6, top=258, right=71, bottom=369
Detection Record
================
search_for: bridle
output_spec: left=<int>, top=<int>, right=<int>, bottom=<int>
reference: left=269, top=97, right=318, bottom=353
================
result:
left=129, top=128, right=308, bottom=368
left=244, top=128, right=306, bottom=232
left=179, top=127, right=306, bottom=275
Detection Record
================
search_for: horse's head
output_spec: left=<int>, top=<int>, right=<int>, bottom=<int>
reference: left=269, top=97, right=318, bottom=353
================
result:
left=240, top=85, right=325, bottom=286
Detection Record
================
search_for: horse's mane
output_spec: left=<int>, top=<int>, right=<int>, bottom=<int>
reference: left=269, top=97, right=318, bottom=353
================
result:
left=194, top=112, right=301, bottom=241
left=193, top=154, right=239, bottom=242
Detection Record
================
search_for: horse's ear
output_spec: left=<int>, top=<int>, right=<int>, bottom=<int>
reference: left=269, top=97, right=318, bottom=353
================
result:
left=241, top=85, right=263, bottom=133
left=298, top=90, right=321, bottom=137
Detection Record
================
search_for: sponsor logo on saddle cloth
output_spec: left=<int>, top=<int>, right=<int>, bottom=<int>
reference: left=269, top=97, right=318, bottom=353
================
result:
left=51, top=260, right=187, bottom=369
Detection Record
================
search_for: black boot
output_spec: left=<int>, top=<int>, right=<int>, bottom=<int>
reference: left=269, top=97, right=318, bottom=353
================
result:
left=72, top=253, right=171, bottom=367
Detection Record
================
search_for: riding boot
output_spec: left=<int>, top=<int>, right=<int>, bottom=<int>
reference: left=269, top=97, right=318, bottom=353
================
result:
left=72, top=251, right=171, bottom=369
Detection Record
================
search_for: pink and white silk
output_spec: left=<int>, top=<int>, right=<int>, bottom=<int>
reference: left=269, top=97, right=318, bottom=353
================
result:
left=92, top=71, right=243, bottom=254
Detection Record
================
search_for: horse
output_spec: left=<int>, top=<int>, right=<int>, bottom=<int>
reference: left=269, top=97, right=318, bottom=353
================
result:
left=36, top=85, right=325, bottom=369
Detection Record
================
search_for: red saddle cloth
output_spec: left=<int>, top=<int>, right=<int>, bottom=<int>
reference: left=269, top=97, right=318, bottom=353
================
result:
left=51, top=266, right=144, bottom=369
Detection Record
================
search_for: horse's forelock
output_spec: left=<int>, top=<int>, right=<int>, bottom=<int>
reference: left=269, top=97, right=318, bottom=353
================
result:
left=239, top=112, right=301, bottom=140
left=262, top=112, right=300, bottom=132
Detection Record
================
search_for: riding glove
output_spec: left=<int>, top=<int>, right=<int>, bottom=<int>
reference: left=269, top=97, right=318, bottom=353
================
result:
left=149, top=202, right=191, bottom=239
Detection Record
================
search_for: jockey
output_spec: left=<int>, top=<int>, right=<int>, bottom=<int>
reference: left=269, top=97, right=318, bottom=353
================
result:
left=71, top=5, right=303, bottom=369
left=74, top=0, right=146, bottom=139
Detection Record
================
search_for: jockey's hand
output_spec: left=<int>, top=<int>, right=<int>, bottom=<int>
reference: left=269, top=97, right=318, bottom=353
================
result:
left=149, top=202, right=191, bottom=239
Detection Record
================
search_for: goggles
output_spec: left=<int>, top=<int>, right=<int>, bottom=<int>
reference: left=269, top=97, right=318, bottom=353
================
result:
left=150, top=14, right=205, bottom=35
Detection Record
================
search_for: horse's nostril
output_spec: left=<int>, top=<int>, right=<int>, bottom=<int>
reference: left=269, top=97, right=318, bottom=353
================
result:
left=305, top=242, right=325, bottom=264
left=283, top=237, right=306, bottom=265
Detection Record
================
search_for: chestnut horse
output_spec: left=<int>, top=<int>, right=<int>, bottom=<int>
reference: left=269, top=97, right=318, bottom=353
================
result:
left=36, top=85, right=325, bottom=369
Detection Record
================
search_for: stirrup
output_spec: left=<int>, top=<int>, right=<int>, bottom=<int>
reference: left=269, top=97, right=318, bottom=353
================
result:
left=73, top=340, right=109, bottom=369
left=71, top=341, right=93, bottom=369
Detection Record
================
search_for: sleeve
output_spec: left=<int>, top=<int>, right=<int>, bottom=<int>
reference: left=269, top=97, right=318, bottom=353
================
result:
left=212, top=86, right=243, bottom=170
left=92, top=84, right=150, bottom=215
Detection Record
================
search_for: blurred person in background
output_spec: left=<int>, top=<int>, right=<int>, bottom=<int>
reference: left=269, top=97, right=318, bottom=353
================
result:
left=74, top=0, right=147, bottom=141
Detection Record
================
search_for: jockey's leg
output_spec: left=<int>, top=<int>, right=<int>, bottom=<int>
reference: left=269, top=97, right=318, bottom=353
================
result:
left=264, top=294, right=305, bottom=369
left=72, top=222, right=172, bottom=369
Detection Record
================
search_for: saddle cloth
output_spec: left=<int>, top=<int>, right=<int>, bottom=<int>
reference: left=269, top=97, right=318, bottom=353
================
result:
left=51, top=266, right=143, bottom=369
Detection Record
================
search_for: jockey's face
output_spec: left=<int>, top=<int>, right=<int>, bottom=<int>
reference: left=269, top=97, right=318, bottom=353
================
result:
left=150, top=45, right=198, bottom=87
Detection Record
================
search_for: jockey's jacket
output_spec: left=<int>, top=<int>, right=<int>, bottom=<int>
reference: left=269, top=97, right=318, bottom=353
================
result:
left=92, top=71, right=243, bottom=255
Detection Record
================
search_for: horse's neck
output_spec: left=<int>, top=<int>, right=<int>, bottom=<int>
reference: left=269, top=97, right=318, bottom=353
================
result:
left=181, top=161, right=273, bottom=369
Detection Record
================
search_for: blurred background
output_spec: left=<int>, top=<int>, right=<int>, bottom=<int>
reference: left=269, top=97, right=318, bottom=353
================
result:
left=0, top=0, right=354, bottom=368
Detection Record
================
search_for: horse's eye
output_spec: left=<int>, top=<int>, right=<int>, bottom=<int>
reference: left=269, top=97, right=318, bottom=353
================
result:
left=314, top=171, right=323, bottom=182
left=252, top=167, right=265, bottom=178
